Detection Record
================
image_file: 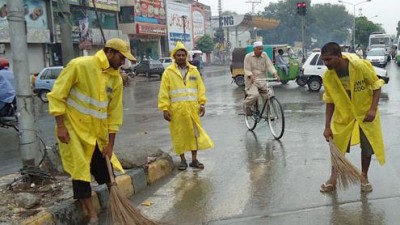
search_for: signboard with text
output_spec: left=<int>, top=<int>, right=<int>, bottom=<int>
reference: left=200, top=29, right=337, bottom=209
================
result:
left=136, top=22, right=166, bottom=36
left=88, top=0, right=119, bottom=11
left=166, top=1, right=192, bottom=50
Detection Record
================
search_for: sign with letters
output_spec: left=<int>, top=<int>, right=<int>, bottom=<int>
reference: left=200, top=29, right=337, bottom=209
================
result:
left=211, top=15, right=244, bottom=28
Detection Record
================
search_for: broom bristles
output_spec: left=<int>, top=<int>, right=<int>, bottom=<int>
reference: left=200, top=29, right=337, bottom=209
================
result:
left=329, top=140, right=362, bottom=189
left=108, top=184, right=160, bottom=225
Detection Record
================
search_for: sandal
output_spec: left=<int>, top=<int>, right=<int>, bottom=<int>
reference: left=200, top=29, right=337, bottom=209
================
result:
left=361, top=182, right=373, bottom=193
left=178, top=161, right=188, bottom=171
left=320, top=182, right=336, bottom=193
left=189, top=160, right=204, bottom=169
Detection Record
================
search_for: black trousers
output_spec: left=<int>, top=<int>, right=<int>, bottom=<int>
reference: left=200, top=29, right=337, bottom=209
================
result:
left=72, top=144, right=113, bottom=199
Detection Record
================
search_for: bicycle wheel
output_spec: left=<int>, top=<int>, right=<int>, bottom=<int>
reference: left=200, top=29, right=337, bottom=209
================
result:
left=267, top=96, right=285, bottom=139
left=244, top=103, right=259, bottom=131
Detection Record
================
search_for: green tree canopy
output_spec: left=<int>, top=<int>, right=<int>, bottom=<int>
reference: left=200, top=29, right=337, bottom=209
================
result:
left=195, top=34, right=214, bottom=54
left=355, top=16, right=384, bottom=48
left=258, top=0, right=353, bottom=48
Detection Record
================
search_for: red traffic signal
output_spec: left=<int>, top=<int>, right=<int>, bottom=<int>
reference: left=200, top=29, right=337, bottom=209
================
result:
left=296, top=2, right=307, bottom=16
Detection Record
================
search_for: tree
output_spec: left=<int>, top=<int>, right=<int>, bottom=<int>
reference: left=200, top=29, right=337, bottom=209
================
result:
left=258, top=1, right=353, bottom=48
left=355, top=16, right=383, bottom=48
left=195, top=34, right=214, bottom=54
left=195, top=34, right=214, bottom=63
left=397, top=21, right=400, bottom=38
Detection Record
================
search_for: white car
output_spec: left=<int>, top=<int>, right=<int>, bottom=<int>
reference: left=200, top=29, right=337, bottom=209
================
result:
left=299, top=52, right=388, bottom=91
left=366, top=48, right=388, bottom=67
left=159, top=57, right=172, bottom=69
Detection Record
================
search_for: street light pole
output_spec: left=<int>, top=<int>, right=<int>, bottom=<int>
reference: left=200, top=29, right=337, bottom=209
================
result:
left=181, top=15, right=187, bottom=44
left=338, top=0, right=371, bottom=49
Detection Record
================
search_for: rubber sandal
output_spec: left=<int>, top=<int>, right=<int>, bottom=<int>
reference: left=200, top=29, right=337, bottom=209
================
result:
left=178, top=161, right=188, bottom=171
left=361, top=182, right=373, bottom=193
left=320, top=182, right=336, bottom=193
left=189, top=160, right=204, bottom=169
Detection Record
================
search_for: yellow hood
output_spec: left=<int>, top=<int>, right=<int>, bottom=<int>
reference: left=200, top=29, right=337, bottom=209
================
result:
left=170, top=41, right=188, bottom=59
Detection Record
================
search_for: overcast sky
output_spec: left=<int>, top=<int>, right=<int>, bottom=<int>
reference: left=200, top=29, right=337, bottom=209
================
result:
left=198, top=0, right=399, bottom=35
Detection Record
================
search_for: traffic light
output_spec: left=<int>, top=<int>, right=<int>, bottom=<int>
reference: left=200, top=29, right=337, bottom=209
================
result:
left=302, top=2, right=307, bottom=15
left=296, top=2, right=307, bottom=16
left=296, top=2, right=302, bottom=15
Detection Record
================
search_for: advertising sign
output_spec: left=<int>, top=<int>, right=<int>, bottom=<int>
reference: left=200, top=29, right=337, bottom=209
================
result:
left=166, top=1, right=192, bottom=51
left=0, top=0, right=50, bottom=43
left=79, top=17, right=92, bottom=50
left=0, top=0, right=48, bottom=29
left=136, top=22, right=166, bottom=36
left=134, top=0, right=166, bottom=25
left=191, top=4, right=205, bottom=44
left=211, top=15, right=245, bottom=28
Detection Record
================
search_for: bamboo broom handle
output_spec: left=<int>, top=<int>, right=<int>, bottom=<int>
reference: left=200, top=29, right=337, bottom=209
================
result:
left=105, top=156, right=116, bottom=184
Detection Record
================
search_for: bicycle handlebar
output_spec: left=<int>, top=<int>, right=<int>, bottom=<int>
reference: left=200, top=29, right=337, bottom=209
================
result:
left=255, top=78, right=280, bottom=82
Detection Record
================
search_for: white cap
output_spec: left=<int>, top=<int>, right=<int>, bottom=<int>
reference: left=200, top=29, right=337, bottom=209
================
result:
left=253, top=41, right=263, bottom=48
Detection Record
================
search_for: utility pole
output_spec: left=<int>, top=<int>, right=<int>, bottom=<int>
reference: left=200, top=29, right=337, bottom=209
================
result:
left=181, top=15, right=187, bottom=44
left=246, top=0, right=261, bottom=15
left=58, top=0, right=74, bottom=65
left=7, top=0, right=40, bottom=168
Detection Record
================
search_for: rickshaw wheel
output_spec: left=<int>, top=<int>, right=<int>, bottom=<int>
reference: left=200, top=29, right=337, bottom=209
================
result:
left=235, top=75, right=245, bottom=87
left=295, top=76, right=307, bottom=87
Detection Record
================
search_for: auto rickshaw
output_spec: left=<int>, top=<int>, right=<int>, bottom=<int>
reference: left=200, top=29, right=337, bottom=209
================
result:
left=230, top=44, right=302, bottom=87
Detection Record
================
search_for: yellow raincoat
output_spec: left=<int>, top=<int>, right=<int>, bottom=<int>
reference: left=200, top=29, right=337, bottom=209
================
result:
left=158, top=42, right=214, bottom=155
left=322, top=53, right=385, bottom=164
left=48, top=50, right=124, bottom=182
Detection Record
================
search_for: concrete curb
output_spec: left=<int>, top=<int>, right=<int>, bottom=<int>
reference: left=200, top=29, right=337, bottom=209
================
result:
left=15, top=154, right=175, bottom=225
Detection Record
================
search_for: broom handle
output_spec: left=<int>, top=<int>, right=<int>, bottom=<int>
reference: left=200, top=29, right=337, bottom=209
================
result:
left=105, top=156, right=116, bottom=184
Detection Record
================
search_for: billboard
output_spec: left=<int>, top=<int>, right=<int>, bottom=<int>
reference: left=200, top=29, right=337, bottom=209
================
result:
left=0, top=0, right=50, bottom=43
left=134, top=0, right=166, bottom=25
left=166, top=1, right=192, bottom=51
left=191, top=4, right=205, bottom=45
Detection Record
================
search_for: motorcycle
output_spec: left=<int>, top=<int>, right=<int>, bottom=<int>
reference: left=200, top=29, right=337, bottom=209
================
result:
left=0, top=101, right=18, bottom=132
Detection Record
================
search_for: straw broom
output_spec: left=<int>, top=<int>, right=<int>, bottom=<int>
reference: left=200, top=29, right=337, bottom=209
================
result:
left=328, top=138, right=362, bottom=189
left=105, top=156, right=159, bottom=225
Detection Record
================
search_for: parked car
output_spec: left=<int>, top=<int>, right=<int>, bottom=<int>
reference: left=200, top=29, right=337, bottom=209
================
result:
left=299, top=52, right=388, bottom=92
left=366, top=48, right=388, bottom=67
left=133, top=60, right=164, bottom=78
left=33, top=66, right=63, bottom=102
left=159, top=57, right=173, bottom=69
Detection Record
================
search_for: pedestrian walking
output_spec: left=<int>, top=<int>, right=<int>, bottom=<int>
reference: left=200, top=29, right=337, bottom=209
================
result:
left=158, top=41, right=214, bottom=171
left=48, top=38, right=136, bottom=225
left=243, top=41, right=280, bottom=116
left=319, top=42, right=385, bottom=193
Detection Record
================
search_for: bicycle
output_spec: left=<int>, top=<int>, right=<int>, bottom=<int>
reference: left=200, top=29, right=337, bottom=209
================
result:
left=244, top=78, right=285, bottom=139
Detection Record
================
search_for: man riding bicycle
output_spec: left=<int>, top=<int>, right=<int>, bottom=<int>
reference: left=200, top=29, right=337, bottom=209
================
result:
left=243, top=41, right=280, bottom=116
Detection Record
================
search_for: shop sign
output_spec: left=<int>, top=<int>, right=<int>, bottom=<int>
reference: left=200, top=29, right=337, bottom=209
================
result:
left=136, top=22, right=166, bottom=36
left=89, top=0, right=118, bottom=11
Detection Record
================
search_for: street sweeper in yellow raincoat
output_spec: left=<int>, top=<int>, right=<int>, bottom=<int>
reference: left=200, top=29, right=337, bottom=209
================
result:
left=319, top=42, right=385, bottom=193
left=158, top=42, right=214, bottom=170
left=48, top=38, right=135, bottom=223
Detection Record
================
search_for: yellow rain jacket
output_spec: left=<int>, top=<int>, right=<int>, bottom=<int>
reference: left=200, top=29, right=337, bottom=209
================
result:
left=48, top=50, right=124, bottom=182
left=322, top=53, right=385, bottom=164
left=158, top=42, right=214, bottom=155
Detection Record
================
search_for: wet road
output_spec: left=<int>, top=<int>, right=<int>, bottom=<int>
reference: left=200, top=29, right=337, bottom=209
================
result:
left=112, top=62, right=400, bottom=225
left=1, top=62, right=400, bottom=224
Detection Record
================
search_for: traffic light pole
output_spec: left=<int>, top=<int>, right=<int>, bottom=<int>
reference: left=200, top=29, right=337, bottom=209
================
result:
left=301, top=15, right=306, bottom=62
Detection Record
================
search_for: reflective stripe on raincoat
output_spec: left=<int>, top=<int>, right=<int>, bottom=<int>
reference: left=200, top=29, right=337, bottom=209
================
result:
left=158, top=42, right=214, bottom=155
left=48, top=50, right=124, bottom=182
left=322, top=53, right=385, bottom=164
